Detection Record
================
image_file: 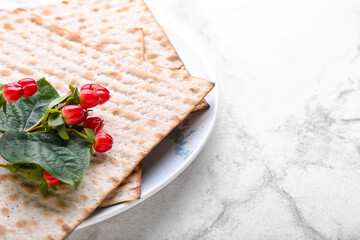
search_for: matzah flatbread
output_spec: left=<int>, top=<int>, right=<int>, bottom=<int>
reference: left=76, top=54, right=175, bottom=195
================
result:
left=29, top=0, right=210, bottom=111
left=0, top=11, right=214, bottom=240
left=99, top=164, right=142, bottom=207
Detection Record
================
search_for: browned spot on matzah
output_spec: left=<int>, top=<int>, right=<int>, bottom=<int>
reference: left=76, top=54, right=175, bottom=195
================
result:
left=42, top=9, right=52, bottom=15
left=160, top=41, right=170, bottom=47
left=3, top=23, right=14, bottom=30
left=155, top=133, right=165, bottom=139
left=106, top=71, right=122, bottom=80
left=92, top=8, right=99, bottom=12
left=48, top=24, right=66, bottom=36
left=30, top=15, right=43, bottom=25
left=109, top=156, right=119, bottom=165
left=135, top=53, right=142, bottom=59
left=144, top=84, right=157, bottom=92
left=20, top=182, right=37, bottom=194
left=100, top=38, right=109, bottom=44
left=183, top=98, right=196, bottom=105
left=91, top=53, right=99, bottom=59
left=94, top=44, right=105, bottom=51
left=135, top=126, right=145, bottom=133
left=43, top=212, right=54, bottom=219
left=30, top=59, right=37, bottom=65
left=61, top=40, right=72, bottom=49
left=151, top=66, right=162, bottom=74
left=78, top=48, right=87, bottom=54
left=101, top=19, right=108, bottom=23
left=109, top=177, right=121, bottom=183
left=16, top=219, right=38, bottom=233
left=0, top=224, right=15, bottom=237
left=1, top=208, right=9, bottom=215
left=146, top=119, right=158, bottom=125
left=138, top=139, right=146, bottom=145
left=80, top=195, right=89, bottom=201
left=122, top=99, right=134, bottom=105
left=56, top=219, right=71, bottom=233
left=44, top=68, right=55, bottom=75
left=111, top=106, right=122, bottom=115
left=78, top=17, right=86, bottom=23
left=1, top=70, right=11, bottom=76
left=70, top=78, right=78, bottom=85
left=67, top=32, right=83, bottom=42
left=127, top=66, right=160, bottom=81
left=56, top=72, right=67, bottom=79
left=170, top=72, right=180, bottom=78
left=55, top=200, right=68, bottom=210
left=167, top=55, right=180, bottom=62
left=8, top=193, right=19, bottom=201
left=82, top=71, right=94, bottom=80
left=172, top=115, right=181, bottom=121
left=82, top=208, right=91, bottom=217
left=151, top=35, right=163, bottom=41
left=23, top=201, right=29, bottom=207
left=41, top=192, right=56, bottom=201
left=117, top=6, right=130, bottom=12
left=47, top=234, right=55, bottom=240
left=104, top=4, right=112, bottom=9
left=91, top=65, right=99, bottom=70
left=15, top=18, right=24, bottom=24
left=189, top=87, right=200, bottom=93
left=147, top=53, right=159, bottom=60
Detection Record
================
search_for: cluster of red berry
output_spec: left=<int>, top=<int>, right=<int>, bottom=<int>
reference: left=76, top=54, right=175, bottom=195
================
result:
left=1, top=80, right=114, bottom=187
left=61, top=83, right=113, bottom=153
left=2, top=78, right=39, bottom=101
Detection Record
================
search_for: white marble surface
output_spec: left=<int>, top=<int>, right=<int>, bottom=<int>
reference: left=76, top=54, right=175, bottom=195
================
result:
left=5, top=0, right=360, bottom=239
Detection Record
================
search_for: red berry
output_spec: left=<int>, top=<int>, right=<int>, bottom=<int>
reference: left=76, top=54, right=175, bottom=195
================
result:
left=80, top=84, right=110, bottom=105
left=79, top=90, right=100, bottom=108
left=94, top=132, right=113, bottom=152
left=2, top=83, right=24, bottom=102
left=44, top=171, right=61, bottom=186
left=93, top=86, right=110, bottom=105
left=79, top=110, right=89, bottom=123
left=83, top=117, right=104, bottom=133
left=18, top=78, right=38, bottom=97
left=62, top=105, right=86, bottom=125
left=81, top=84, right=101, bottom=91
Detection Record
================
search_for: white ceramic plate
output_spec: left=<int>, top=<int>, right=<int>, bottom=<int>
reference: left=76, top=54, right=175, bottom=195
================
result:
left=1, top=0, right=219, bottom=229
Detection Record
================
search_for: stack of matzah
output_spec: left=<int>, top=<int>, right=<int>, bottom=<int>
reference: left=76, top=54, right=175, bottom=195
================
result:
left=0, top=1, right=214, bottom=239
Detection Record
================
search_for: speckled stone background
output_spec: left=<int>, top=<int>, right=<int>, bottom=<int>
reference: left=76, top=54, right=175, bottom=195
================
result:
left=5, top=0, right=360, bottom=239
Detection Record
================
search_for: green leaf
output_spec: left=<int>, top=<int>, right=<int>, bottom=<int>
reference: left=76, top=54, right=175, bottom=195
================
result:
left=0, top=131, right=90, bottom=189
left=6, top=164, right=18, bottom=173
left=2, top=101, right=6, bottom=115
left=45, top=108, right=61, bottom=114
left=29, top=167, right=43, bottom=181
left=39, top=182, right=48, bottom=194
left=65, top=97, right=79, bottom=105
left=57, top=124, right=69, bottom=140
left=84, top=128, right=95, bottom=144
left=0, top=78, right=60, bottom=132
left=48, top=113, right=64, bottom=127
left=48, top=92, right=70, bottom=109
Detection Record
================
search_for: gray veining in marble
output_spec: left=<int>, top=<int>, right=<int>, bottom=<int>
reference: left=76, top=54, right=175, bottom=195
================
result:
left=4, top=0, right=360, bottom=239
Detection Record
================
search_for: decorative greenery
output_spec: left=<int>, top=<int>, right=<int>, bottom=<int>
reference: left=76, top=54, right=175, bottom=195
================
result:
left=0, top=78, right=95, bottom=192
